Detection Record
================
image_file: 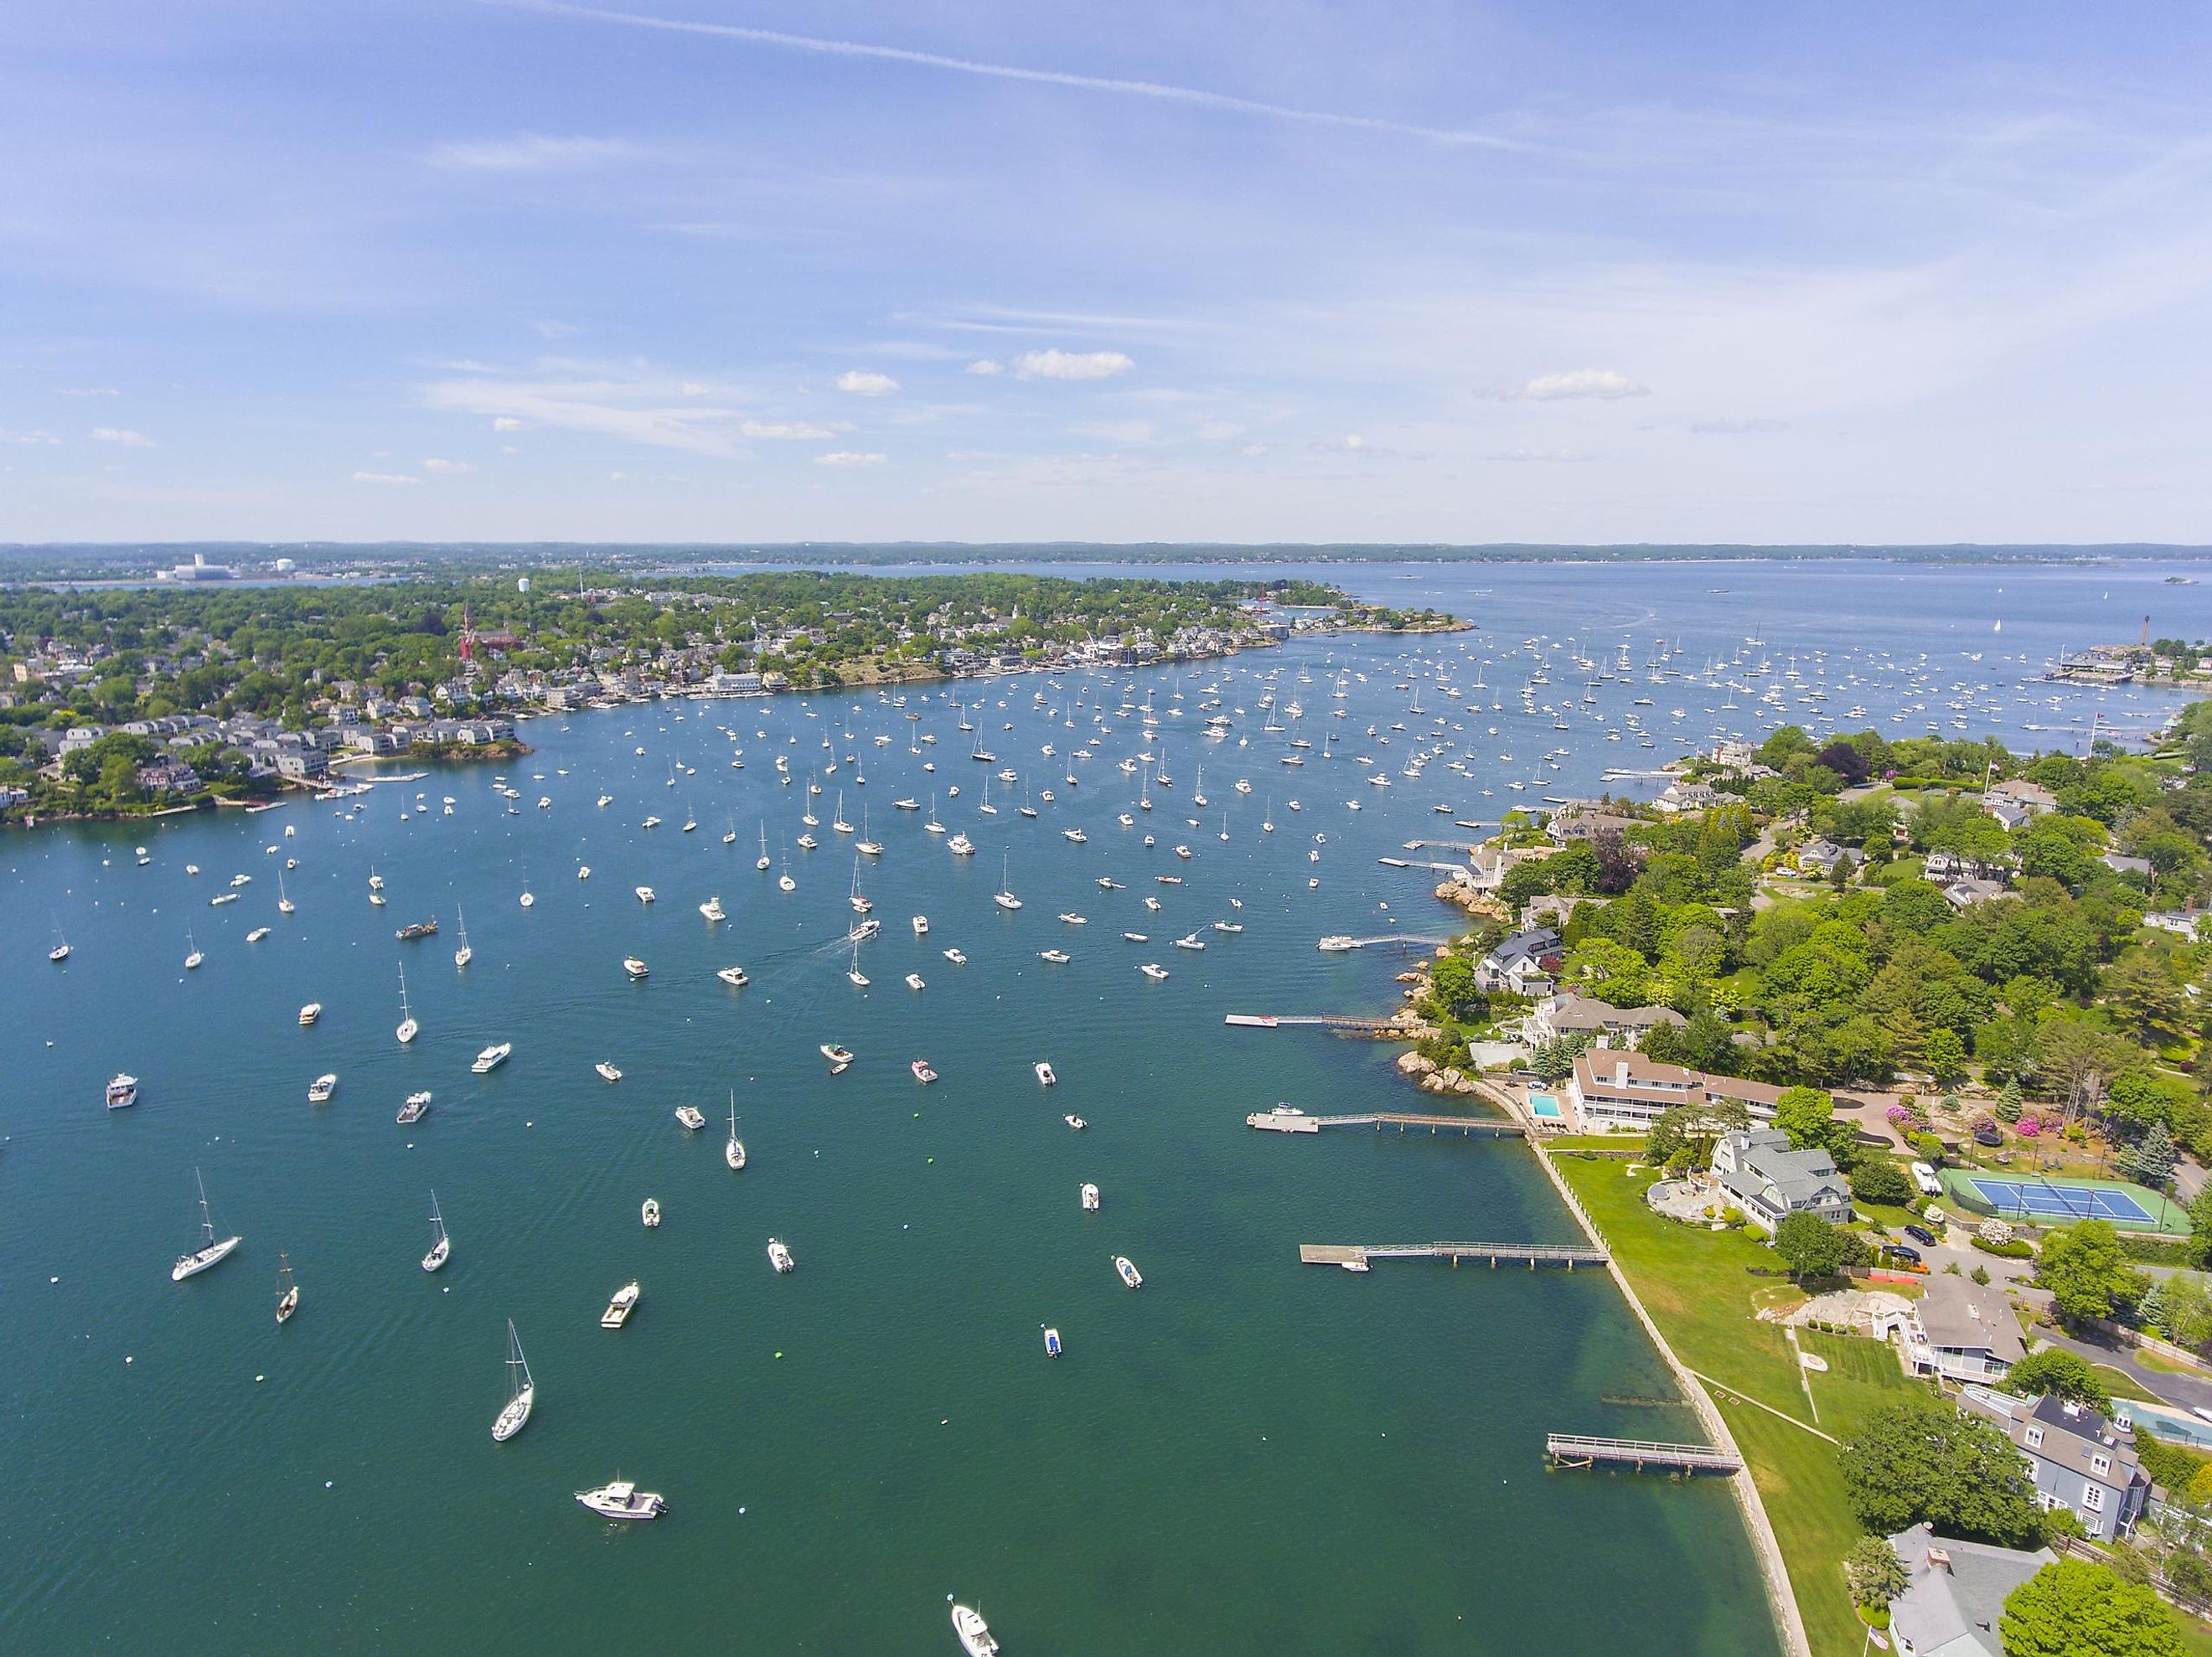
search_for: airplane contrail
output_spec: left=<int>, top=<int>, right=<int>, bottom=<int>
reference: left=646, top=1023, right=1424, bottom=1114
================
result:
left=482, top=0, right=1522, bottom=150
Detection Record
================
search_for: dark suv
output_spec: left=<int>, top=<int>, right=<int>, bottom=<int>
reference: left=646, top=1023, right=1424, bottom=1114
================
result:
left=1903, top=1224, right=1939, bottom=1248
left=1880, top=1242, right=1923, bottom=1266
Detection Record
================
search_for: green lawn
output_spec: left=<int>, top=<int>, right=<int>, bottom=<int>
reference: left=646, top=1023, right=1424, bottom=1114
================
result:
left=1556, top=1153, right=1924, bottom=1657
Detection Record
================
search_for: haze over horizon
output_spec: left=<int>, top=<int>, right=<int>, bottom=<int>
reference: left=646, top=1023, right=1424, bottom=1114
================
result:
left=5, top=3, right=2209, bottom=545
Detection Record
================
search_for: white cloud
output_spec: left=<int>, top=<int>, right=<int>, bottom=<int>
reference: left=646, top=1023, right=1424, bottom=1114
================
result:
left=1491, top=369, right=1649, bottom=401
left=501, top=444, right=523, bottom=455
left=1689, top=416, right=1789, bottom=434
left=424, top=367, right=762, bottom=456
left=1074, top=419, right=1157, bottom=443
left=1, top=428, right=59, bottom=444
left=1488, top=447, right=1595, bottom=462
left=680, top=380, right=710, bottom=396
left=352, top=470, right=418, bottom=484
left=425, top=134, right=638, bottom=173
left=965, top=359, right=1005, bottom=375
left=1342, top=434, right=1366, bottom=450
left=56, top=387, right=118, bottom=397
left=814, top=451, right=887, bottom=467
left=1239, top=443, right=1269, bottom=457
left=90, top=426, right=153, bottom=447
left=835, top=370, right=899, bottom=396
left=534, top=320, right=581, bottom=339
left=1010, top=348, right=1134, bottom=380
left=491, top=416, right=525, bottom=432
left=741, top=420, right=843, bottom=440
left=422, top=457, right=473, bottom=474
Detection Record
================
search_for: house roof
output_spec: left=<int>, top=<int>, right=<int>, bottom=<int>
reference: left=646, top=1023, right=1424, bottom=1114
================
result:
left=1915, top=1273, right=2026, bottom=1364
left=1885, top=1523, right=2053, bottom=1657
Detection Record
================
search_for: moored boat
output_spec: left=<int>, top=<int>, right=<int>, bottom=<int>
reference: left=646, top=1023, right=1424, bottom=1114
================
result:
left=819, top=1044, right=855, bottom=1066
left=106, top=1073, right=138, bottom=1110
left=642, top=1199, right=661, bottom=1228
left=952, top=1604, right=1000, bottom=1657
left=911, top=1059, right=938, bottom=1083
left=307, top=1072, right=338, bottom=1104
left=601, top=1281, right=640, bottom=1327
left=1114, top=1254, right=1143, bottom=1288
left=1080, top=1182, right=1100, bottom=1210
left=674, top=1105, right=706, bottom=1131
left=422, top=1191, right=452, bottom=1271
left=396, top=1090, right=432, bottom=1123
left=576, top=1479, right=664, bottom=1520
left=492, top=1320, right=535, bottom=1442
left=767, top=1237, right=794, bottom=1273
left=171, top=1169, right=241, bottom=1282
left=472, top=1042, right=512, bottom=1073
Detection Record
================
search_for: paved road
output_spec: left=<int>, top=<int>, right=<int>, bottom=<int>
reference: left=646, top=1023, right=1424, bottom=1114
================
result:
left=2036, top=1324, right=2212, bottom=1414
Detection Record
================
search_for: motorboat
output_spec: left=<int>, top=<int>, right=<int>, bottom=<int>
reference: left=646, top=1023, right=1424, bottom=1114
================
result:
left=246, top=926, right=271, bottom=943
left=1063, top=1114, right=1087, bottom=1131
left=635, top=885, right=656, bottom=904
left=1114, top=1255, right=1143, bottom=1288
left=1173, top=933, right=1206, bottom=951
left=716, top=966, right=750, bottom=987
left=1140, top=963, right=1170, bottom=980
left=395, top=918, right=438, bottom=942
left=907, top=973, right=926, bottom=990
left=1057, top=912, right=1087, bottom=926
left=1212, top=921, right=1243, bottom=934
left=106, top=1073, right=138, bottom=1110
left=767, top=1237, right=794, bottom=1273
left=1039, top=949, right=1070, bottom=964
left=492, top=1320, right=535, bottom=1442
left=171, top=1169, right=241, bottom=1281
left=397, top=1090, right=432, bottom=1123
left=700, top=896, right=726, bottom=922
left=624, top=957, right=650, bottom=980
left=912, top=914, right=929, bottom=935
left=1123, top=931, right=1149, bottom=942
left=674, top=1105, right=706, bottom=1131
left=1035, top=1062, right=1057, bottom=1087
left=911, top=1059, right=938, bottom=1083
left=1042, top=1326, right=1062, bottom=1359
left=422, top=1191, right=452, bottom=1271
left=1063, top=827, right=1086, bottom=843
left=819, top=1044, right=855, bottom=1066
left=571, top=1477, right=663, bottom=1519
left=642, top=1199, right=661, bottom=1229
left=943, top=948, right=967, bottom=964
left=298, top=1002, right=322, bottom=1025
left=1080, top=1182, right=1100, bottom=1210
left=307, top=1072, right=339, bottom=1104
left=597, top=1061, right=623, bottom=1082
left=952, top=1604, right=1000, bottom=1657
left=472, top=1042, right=512, bottom=1073
left=1317, top=936, right=1358, bottom=952
left=948, top=833, right=975, bottom=855
left=601, top=1281, right=640, bottom=1327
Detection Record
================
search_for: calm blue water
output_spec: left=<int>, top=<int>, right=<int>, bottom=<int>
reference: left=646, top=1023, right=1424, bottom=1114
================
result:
left=6, top=560, right=2209, bottom=1654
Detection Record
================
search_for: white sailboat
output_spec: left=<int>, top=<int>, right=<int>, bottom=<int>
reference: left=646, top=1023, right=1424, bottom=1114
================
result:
left=725, top=1091, right=746, bottom=1169
left=492, top=1319, right=535, bottom=1441
left=183, top=929, right=204, bottom=970
left=395, top=963, right=419, bottom=1044
left=275, top=1251, right=299, bottom=1323
left=994, top=854, right=1021, bottom=911
left=757, top=823, right=772, bottom=871
left=171, top=1169, right=241, bottom=1281
left=453, top=904, right=473, bottom=968
left=422, top=1190, right=452, bottom=1272
left=276, top=869, right=296, bottom=915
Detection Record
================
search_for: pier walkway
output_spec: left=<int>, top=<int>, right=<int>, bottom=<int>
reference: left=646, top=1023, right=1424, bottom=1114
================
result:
left=1544, top=1434, right=1744, bottom=1474
left=1248, top=1109, right=1525, bottom=1137
left=1302, top=1241, right=1607, bottom=1268
left=1317, top=933, right=1455, bottom=950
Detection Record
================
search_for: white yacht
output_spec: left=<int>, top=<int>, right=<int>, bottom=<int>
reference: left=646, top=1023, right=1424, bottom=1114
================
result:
left=492, top=1320, right=535, bottom=1442
left=1140, top=963, right=1170, bottom=980
left=674, top=1105, right=706, bottom=1131
left=297, top=1002, right=322, bottom=1025
left=183, top=931, right=204, bottom=970
left=767, top=1237, right=795, bottom=1273
left=472, top=1042, right=512, bottom=1073
left=943, top=947, right=967, bottom=964
left=906, top=973, right=927, bottom=991
left=1080, top=1182, right=1101, bottom=1210
left=912, top=914, right=930, bottom=936
left=601, top=1281, right=640, bottom=1327
left=307, top=1072, right=338, bottom=1104
left=576, top=1480, right=664, bottom=1520
left=275, top=1252, right=300, bottom=1324
left=1114, top=1255, right=1143, bottom=1289
left=819, top=1043, right=855, bottom=1066
left=171, top=1170, right=241, bottom=1281
left=597, top=1061, right=623, bottom=1082
left=1034, top=1061, right=1057, bottom=1087
left=716, top=965, right=751, bottom=987
left=634, top=885, right=656, bottom=905
left=1039, top=949, right=1070, bottom=964
left=700, top=895, right=726, bottom=922
left=624, top=957, right=650, bottom=980
left=106, top=1073, right=138, bottom=1110
left=994, top=855, right=1021, bottom=911
left=1063, top=1113, right=1088, bottom=1131
left=948, top=833, right=975, bottom=856
left=397, top=1090, right=432, bottom=1123
left=952, top=1605, right=1000, bottom=1656
left=642, top=1198, right=661, bottom=1229
left=422, top=1191, right=452, bottom=1271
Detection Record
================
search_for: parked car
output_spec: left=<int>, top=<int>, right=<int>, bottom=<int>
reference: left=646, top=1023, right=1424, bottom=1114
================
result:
left=1880, top=1242, right=1923, bottom=1266
left=1904, top=1224, right=1939, bottom=1248
left=1910, top=1160, right=1943, bottom=1196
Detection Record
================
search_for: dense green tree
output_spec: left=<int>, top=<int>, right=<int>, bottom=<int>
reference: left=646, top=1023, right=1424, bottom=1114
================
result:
left=1775, top=1210, right=1863, bottom=1280
left=1999, top=1559, right=2184, bottom=1657
left=1837, top=1395, right=2045, bottom=1546
left=2035, top=1221, right=2148, bottom=1324
left=1925, top=1027, right=1971, bottom=1087
left=2003, top=1349, right=2115, bottom=1416
left=1849, top=1159, right=1914, bottom=1207
left=1843, top=1535, right=1909, bottom=1611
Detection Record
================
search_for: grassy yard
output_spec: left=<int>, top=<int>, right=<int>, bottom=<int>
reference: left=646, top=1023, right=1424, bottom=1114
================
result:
left=1555, top=1152, right=1925, bottom=1657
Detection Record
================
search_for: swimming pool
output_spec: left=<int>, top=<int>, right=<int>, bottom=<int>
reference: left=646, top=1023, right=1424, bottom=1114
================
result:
left=1527, top=1093, right=1562, bottom=1120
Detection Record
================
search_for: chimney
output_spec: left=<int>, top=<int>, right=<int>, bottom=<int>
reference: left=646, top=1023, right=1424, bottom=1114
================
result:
left=1615, top=1060, right=1631, bottom=1086
left=1926, top=1546, right=1953, bottom=1574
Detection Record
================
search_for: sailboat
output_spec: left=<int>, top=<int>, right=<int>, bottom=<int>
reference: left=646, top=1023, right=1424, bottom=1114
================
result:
left=723, top=811, right=739, bottom=846
left=183, top=929, right=204, bottom=970
left=778, top=845, right=796, bottom=892
left=725, top=1091, right=746, bottom=1169
left=172, top=1169, right=241, bottom=1281
left=49, top=920, right=71, bottom=963
left=395, top=963, right=419, bottom=1044
left=995, top=854, right=1021, bottom=911
left=422, top=1191, right=452, bottom=1272
left=275, top=1252, right=299, bottom=1323
left=453, top=904, right=473, bottom=968
left=492, top=1319, right=535, bottom=1442
left=847, top=939, right=870, bottom=987
left=276, top=869, right=296, bottom=915
left=757, top=823, right=772, bottom=871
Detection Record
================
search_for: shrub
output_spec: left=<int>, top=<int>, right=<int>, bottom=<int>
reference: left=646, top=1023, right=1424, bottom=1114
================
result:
left=1974, top=1236, right=2036, bottom=1260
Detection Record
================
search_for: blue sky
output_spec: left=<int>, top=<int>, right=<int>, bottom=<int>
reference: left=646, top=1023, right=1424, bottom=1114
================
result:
left=4, top=2, right=2210, bottom=545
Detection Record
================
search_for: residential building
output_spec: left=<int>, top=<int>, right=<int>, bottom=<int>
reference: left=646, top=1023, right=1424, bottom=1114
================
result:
left=1653, top=778, right=1720, bottom=814
left=1982, top=778, right=2057, bottom=831
left=1525, top=992, right=1685, bottom=1050
left=1884, top=1523, right=2054, bottom=1657
left=1943, top=877, right=2008, bottom=910
left=1904, top=1273, right=2024, bottom=1384
left=1476, top=927, right=1560, bottom=995
left=1710, top=1127, right=1853, bottom=1231
left=1961, top=1390, right=2153, bottom=1540
left=1564, top=1050, right=1703, bottom=1130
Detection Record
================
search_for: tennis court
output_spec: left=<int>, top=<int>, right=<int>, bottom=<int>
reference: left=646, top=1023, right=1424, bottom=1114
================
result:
left=1945, top=1169, right=2188, bottom=1233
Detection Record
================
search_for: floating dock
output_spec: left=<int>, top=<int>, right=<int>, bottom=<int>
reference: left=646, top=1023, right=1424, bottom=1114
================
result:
left=1544, top=1433, right=1742, bottom=1474
left=1303, top=1241, right=1607, bottom=1268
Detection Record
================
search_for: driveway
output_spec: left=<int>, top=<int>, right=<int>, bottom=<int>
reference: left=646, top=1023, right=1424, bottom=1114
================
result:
left=2035, top=1324, right=2212, bottom=1415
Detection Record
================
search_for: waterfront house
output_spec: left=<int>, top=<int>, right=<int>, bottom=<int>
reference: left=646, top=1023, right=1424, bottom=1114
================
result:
left=1883, top=1524, right=2054, bottom=1657
left=1960, top=1390, right=2152, bottom=1540
left=1476, top=927, right=1560, bottom=996
left=1653, top=779, right=1720, bottom=814
left=1903, top=1273, right=2023, bottom=1384
left=1710, top=1127, right=1852, bottom=1231
left=1983, top=778, right=2057, bottom=831
left=1526, top=992, right=1684, bottom=1050
left=1564, top=1050, right=1702, bottom=1130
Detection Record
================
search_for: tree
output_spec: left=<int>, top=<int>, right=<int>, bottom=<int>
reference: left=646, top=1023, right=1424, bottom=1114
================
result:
left=2003, top=1349, right=2115, bottom=1417
left=2036, top=1221, right=2149, bottom=1324
left=2000, top=1558, right=2184, bottom=1657
left=1775, top=1210, right=1863, bottom=1281
left=1837, top=1396, right=2045, bottom=1546
left=1428, top=954, right=1478, bottom=1019
left=2120, top=1122, right=2177, bottom=1192
left=1925, top=1026, right=1971, bottom=1088
left=1995, top=1077, right=2025, bottom=1123
left=1843, top=1534, right=1909, bottom=1611
left=1774, top=1084, right=1858, bottom=1170
left=1850, top=1159, right=1915, bottom=1207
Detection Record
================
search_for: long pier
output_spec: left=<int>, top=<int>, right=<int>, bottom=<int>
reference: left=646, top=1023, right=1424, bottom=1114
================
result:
left=1303, top=1241, right=1607, bottom=1268
left=1377, top=857, right=1472, bottom=873
left=1248, top=1110, right=1525, bottom=1136
left=1319, top=933, right=1455, bottom=949
left=1225, top=1014, right=1413, bottom=1033
left=1402, top=839, right=1484, bottom=853
left=1544, top=1433, right=1743, bottom=1474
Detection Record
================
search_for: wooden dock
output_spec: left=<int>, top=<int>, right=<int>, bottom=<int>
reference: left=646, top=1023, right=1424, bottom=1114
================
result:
left=1545, top=1433, right=1743, bottom=1474
left=1248, top=1110, right=1524, bottom=1137
left=1300, top=1241, right=1608, bottom=1268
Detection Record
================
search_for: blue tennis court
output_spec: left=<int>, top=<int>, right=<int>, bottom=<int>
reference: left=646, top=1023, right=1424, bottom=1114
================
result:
left=1966, top=1176, right=2156, bottom=1223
